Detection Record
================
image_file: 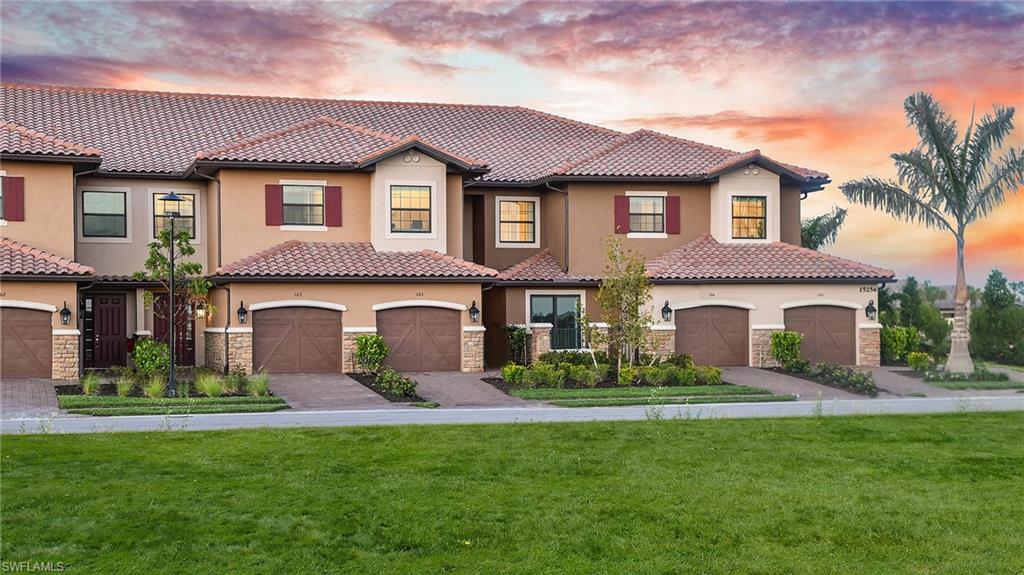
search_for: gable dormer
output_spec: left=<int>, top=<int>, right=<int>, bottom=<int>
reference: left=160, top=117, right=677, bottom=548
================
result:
left=709, top=163, right=781, bottom=244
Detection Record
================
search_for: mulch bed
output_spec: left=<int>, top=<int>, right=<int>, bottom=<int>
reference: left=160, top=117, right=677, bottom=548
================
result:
left=765, top=368, right=877, bottom=396
left=480, top=377, right=737, bottom=394
left=55, top=383, right=272, bottom=399
left=348, top=372, right=426, bottom=403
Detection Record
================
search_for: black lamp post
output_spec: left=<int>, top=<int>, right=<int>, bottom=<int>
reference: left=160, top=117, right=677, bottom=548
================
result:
left=159, top=191, right=184, bottom=396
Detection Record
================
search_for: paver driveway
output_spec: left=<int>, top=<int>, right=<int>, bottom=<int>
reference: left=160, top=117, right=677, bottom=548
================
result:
left=410, top=371, right=538, bottom=407
left=269, top=373, right=395, bottom=411
left=721, top=367, right=860, bottom=400
left=1, top=379, right=61, bottom=419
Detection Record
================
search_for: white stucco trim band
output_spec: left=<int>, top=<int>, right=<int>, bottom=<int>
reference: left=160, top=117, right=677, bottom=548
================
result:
left=134, top=330, right=153, bottom=336
left=203, top=327, right=253, bottom=334
left=0, top=300, right=57, bottom=312
left=372, top=300, right=467, bottom=312
left=780, top=299, right=861, bottom=310
left=670, top=299, right=756, bottom=311
left=751, top=324, right=786, bottom=330
left=858, top=322, right=884, bottom=329
left=249, top=300, right=348, bottom=312
left=463, top=326, right=486, bottom=332
left=52, top=329, right=81, bottom=336
left=527, top=322, right=554, bottom=329
left=343, top=327, right=377, bottom=333
left=650, top=324, right=677, bottom=331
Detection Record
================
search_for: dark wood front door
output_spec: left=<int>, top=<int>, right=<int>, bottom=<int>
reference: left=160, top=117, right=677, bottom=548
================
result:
left=252, top=307, right=342, bottom=373
left=784, top=306, right=856, bottom=365
left=154, top=295, right=195, bottom=366
left=0, top=308, right=52, bottom=378
left=377, top=307, right=461, bottom=371
left=89, top=294, right=127, bottom=368
left=675, top=306, right=749, bottom=366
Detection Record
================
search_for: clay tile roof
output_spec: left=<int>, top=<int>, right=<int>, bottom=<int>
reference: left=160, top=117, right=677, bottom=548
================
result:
left=645, top=234, right=894, bottom=282
left=1, top=121, right=101, bottom=158
left=213, top=240, right=497, bottom=279
left=497, top=250, right=600, bottom=282
left=1, top=83, right=825, bottom=182
left=0, top=238, right=95, bottom=276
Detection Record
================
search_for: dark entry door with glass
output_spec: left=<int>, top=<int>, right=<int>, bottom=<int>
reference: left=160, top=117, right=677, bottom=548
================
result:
left=84, top=293, right=127, bottom=368
left=530, top=294, right=581, bottom=350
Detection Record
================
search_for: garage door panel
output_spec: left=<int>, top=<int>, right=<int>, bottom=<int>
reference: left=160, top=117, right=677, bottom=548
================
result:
left=378, top=307, right=460, bottom=371
left=784, top=306, right=855, bottom=365
left=253, top=307, right=341, bottom=373
left=675, top=306, right=748, bottom=366
left=1, top=308, right=52, bottom=378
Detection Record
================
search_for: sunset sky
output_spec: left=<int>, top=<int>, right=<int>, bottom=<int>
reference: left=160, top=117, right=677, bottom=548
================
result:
left=2, top=0, right=1021, bottom=284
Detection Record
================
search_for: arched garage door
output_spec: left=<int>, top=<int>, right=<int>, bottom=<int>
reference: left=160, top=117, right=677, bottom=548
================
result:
left=784, top=306, right=856, bottom=365
left=252, top=307, right=342, bottom=373
left=377, top=307, right=460, bottom=371
left=675, top=306, right=749, bottom=366
left=0, top=308, right=52, bottom=378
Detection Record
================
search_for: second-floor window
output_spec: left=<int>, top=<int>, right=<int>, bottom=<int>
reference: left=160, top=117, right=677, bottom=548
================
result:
left=153, top=193, right=196, bottom=238
left=629, top=196, right=665, bottom=233
left=497, top=198, right=538, bottom=246
left=83, top=191, right=127, bottom=237
left=731, top=195, right=767, bottom=239
left=283, top=185, right=324, bottom=226
left=390, top=185, right=431, bottom=233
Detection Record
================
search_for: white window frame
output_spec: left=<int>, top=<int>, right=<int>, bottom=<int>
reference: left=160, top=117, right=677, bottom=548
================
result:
left=78, top=185, right=132, bottom=243
left=495, top=195, right=541, bottom=248
left=625, top=190, right=668, bottom=239
left=729, top=193, right=769, bottom=243
left=385, top=179, right=437, bottom=239
left=148, top=188, right=201, bottom=245
left=279, top=179, right=328, bottom=231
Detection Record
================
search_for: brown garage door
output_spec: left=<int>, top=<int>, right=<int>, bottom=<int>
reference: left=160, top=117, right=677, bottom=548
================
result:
left=784, top=306, right=856, bottom=365
left=1, top=308, right=52, bottom=378
left=675, top=306, right=749, bottom=366
left=377, top=307, right=460, bottom=371
left=252, top=307, right=341, bottom=373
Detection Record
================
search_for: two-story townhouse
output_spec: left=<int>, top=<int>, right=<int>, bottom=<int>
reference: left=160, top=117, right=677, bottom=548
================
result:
left=1, top=83, right=892, bottom=382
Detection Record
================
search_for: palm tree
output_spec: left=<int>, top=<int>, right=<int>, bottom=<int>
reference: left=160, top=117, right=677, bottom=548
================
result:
left=801, top=206, right=848, bottom=250
left=841, top=92, right=1024, bottom=373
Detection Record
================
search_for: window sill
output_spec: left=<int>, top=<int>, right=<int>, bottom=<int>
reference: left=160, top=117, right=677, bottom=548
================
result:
left=496, top=241, right=540, bottom=249
left=79, top=236, right=132, bottom=244
left=280, top=225, right=328, bottom=232
left=627, top=232, right=667, bottom=239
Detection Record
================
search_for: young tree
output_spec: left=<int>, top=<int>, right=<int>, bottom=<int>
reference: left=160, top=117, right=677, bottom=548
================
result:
left=800, top=206, right=848, bottom=250
left=841, top=92, right=1024, bottom=373
left=132, top=228, right=215, bottom=332
left=898, top=277, right=952, bottom=356
left=970, top=269, right=1024, bottom=363
left=596, top=236, right=652, bottom=373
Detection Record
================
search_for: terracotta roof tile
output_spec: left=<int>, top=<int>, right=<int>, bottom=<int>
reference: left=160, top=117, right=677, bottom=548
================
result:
left=1, top=121, right=100, bottom=157
left=645, top=234, right=894, bottom=282
left=497, top=250, right=599, bottom=282
left=213, top=240, right=497, bottom=279
left=0, top=238, right=95, bottom=276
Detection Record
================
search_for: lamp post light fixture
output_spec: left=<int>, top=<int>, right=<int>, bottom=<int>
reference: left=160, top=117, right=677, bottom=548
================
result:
left=661, top=300, right=672, bottom=322
left=468, top=300, right=480, bottom=323
left=865, top=299, right=878, bottom=321
left=59, top=301, right=72, bottom=326
left=237, top=301, right=248, bottom=324
left=158, top=191, right=184, bottom=397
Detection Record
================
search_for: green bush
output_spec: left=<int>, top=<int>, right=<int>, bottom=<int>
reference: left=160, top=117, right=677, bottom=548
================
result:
left=880, top=326, right=919, bottom=364
left=568, top=365, right=598, bottom=387
left=114, top=375, right=134, bottom=397
left=247, top=373, right=270, bottom=397
left=80, top=372, right=102, bottom=396
left=538, top=350, right=610, bottom=366
left=770, top=331, right=804, bottom=370
left=811, top=364, right=877, bottom=396
left=907, top=352, right=934, bottom=373
left=640, top=365, right=668, bottom=386
left=195, top=373, right=223, bottom=397
left=594, top=363, right=611, bottom=383
left=376, top=368, right=417, bottom=397
left=522, top=363, right=566, bottom=388
left=141, top=374, right=167, bottom=399
left=617, top=366, right=639, bottom=387
left=664, top=354, right=695, bottom=369
left=924, top=367, right=1009, bottom=383
left=674, top=367, right=698, bottom=386
left=500, top=363, right=526, bottom=385
left=504, top=325, right=528, bottom=365
left=695, top=365, right=723, bottom=386
left=132, top=338, right=170, bottom=376
left=355, top=334, right=389, bottom=374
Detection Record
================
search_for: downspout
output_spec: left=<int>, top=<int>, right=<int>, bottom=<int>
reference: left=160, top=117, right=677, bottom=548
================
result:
left=192, top=168, right=222, bottom=268
left=223, top=284, right=232, bottom=375
left=544, top=181, right=569, bottom=273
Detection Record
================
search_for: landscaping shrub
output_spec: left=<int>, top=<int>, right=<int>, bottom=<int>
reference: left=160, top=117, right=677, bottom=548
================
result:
left=567, top=364, right=598, bottom=387
left=195, top=373, right=223, bottom=397
left=674, top=367, right=698, bottom=386
left=500, top=363, right=526, bottom=386
left=907, top=351, right=934, bottom=373
left=114, top=375, right=134, bottom=397
left=695, top=365, right=723, bottom=386
left=132, top=338, right=170, bottom=376
left=80, top=372, right=101, bottom=396
left=538, top=350, right=610, bottom=366
left=617, top=366, right=639, bottom=387
left=522, top=363, right=566, bottom=388
left=664, top=353, right=695, bottom=369
left=376, top=368, right=417, bottom=397
left=141, top=375, right=167, bottom=399
left=594, top=363, right=611, bottom=383
left=924, top=368, right=1009, bottom=383
left=504, top=325, right=528, bottom=365
left=770, top=331, right=804, bottom=370
left=355, top=334, right=389, bottom=374
left=640, top=365, right=668, bottom=386
left=880, top=326, right=919, bottom=364
left=247, top=373, right=270, bottom=397
left=811, top=364, right=877, bottom=396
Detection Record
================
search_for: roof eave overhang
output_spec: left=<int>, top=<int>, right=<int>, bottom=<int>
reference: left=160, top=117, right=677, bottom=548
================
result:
left=209, top=275, right=496, bottom=284
left=494, top=279, right=600, bottom=287
left=1, top=152, right=102, bottom=172
left=650, top=276, right=896, bottom=285
left=0, top=273, right=95, bottom=282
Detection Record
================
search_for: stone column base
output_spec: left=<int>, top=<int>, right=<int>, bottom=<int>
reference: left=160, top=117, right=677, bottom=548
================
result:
left=751, top=327, right=784, bottom=368
left=228, top=331, right=253, bottom=374
left=52, top=333, right=80, bottom=379
left=461, top=327, right=485, bottom=372
left=343, top=328, right=376, bottom=373
left=858, top=327, right=881, bottom=366
left=204, top=331, right=226, bottom=372
left=527, top=323, right=551, bottom=364
left=646, top=326, right=675, bottom=360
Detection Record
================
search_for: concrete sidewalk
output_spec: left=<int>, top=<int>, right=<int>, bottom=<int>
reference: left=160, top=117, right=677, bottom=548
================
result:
left=4, top=396, right=1022, bottom=435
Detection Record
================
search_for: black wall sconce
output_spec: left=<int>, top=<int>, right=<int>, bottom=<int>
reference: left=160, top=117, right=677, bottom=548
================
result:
left=865, top=299, right=877, bottom=321
left=468, top=300, right=480, bottom=322
left=661, top=300, right=672, bottom=322
left=59, top=301, right=72, bottom=325
left=237, top=301, right=248, bottom=324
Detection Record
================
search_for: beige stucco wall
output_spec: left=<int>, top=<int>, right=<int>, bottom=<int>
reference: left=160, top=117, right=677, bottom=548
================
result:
left=75, top=176, right=209, bottom=277
left=446, top=174, right=464, bottom=258
left=779, top=185, right=802, bottom=245
left=0, top=281, right=80, bottom=329
left=217, top=169, right=371, bottom=265
left=1, top=161, right=75, bottom=259
left=370, top=153, right=448, bottom=253
left=479, top=188, right=551, bottom=271
left=709, top=166, right=780, bottom=243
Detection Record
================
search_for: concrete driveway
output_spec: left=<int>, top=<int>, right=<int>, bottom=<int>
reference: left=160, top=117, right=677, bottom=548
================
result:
left=1, top=379, right=62, bottom=419
left=409, top=371, right=538, bottom=408
left=269, top=373, right=395, bottom=411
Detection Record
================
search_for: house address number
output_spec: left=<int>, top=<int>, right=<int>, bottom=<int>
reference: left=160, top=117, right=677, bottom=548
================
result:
left=859, top=286, right=878, bottom=292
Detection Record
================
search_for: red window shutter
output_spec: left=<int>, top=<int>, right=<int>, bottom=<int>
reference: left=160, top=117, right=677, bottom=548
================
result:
left=665, top=195, right=680, bottom=234
left=614, top=195, right=629, bottom=234
left=324, top=185, right=342, bottom=227
left=265, top=184, right=283, bottom=226
left=3, top=176, right=25, bottom=221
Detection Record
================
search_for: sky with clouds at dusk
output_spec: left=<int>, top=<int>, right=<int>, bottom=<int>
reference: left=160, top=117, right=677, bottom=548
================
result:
left=2, top=0, right=1021, bottom=284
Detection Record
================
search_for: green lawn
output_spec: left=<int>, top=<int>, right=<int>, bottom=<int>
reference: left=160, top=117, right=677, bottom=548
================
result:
left=982, top=362, right=1024, bottom=373
left=57, top=394, right=289, bottom=416
left=510, top=383, right=768, bottom=400
left=3, top=414, right=1023, bottom=574
left=925, top=379, right=1024, bottom=390
left=547, top=394, right=795, bottom=407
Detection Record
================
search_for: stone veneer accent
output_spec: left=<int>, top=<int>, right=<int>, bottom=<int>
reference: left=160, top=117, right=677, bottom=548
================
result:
left=858, top=327, right=881, bottom=366
left=203, top=330, right=252, bottom=374
left=751, top=328, right=784, bottom=368
left=52, top=333, right=79, bottom=379
left=645, top=327, right=676, bottom=360
left=527, top=324, right=551, bottom=364
left=461, top=328, right=485, bottom=372
left=342, top=329, right=376, bottom=373
left=204, top=331, right=226, bottom=372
